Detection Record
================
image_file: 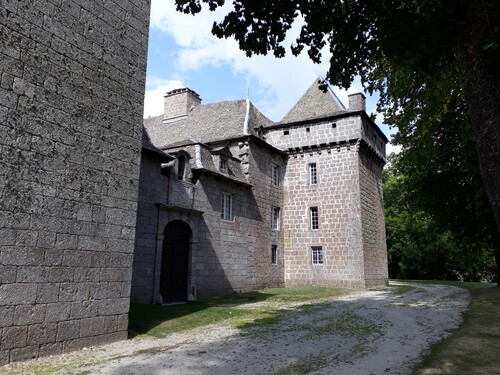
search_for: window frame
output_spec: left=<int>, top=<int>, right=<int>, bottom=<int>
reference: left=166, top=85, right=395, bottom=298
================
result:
left=271, top=163, right=280, bottom=186
left=221, top=192, right=233, bottom=221
left=271, top=206, right=280, bottom=230
left=310, top=206, right=319, bottom=230
left=311, top=246, right=323, bottom=265
left=271, top=245, right=278, bottom=265
left=219, top=157, right=228, bottom=173
left=309, top=162, right=318, bottom=185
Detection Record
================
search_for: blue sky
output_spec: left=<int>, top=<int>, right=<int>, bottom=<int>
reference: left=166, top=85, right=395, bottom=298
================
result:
left=143, top=0, right=398, bottom=152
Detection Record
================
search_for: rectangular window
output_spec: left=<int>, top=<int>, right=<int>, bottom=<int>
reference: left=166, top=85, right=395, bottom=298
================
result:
left=271, top=245, right=278, bottom=264
left=310, top=207, right=319, bottom=230
left=284, top=129, right=289, bottom=135
left=271, top=206, right=280, bottom=230
left=219, top=158, right=228, bottom=173
left=309, top=162, right=317, bottom=184
left=221, top=192, right=233, bottom=220
left=271, top=163, right=280, bottom=186
left=312, top=246, right=323, bottom=265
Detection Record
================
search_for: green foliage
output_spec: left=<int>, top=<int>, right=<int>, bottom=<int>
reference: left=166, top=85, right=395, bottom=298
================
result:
left=173, top=0, right=499, bottom=90
left=384, top=163, right=497, bottom=282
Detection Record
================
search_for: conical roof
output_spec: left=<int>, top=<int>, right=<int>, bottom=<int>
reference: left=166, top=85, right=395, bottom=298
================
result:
left=280, top=79, right=347, bottom=124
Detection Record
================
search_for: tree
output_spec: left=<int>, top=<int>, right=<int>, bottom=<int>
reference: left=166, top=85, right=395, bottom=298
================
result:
left=383, top=162, right=496, bottom=282
left=174, top=0, right=500, bottom=235
left=378, top=41, right=500, bottom=281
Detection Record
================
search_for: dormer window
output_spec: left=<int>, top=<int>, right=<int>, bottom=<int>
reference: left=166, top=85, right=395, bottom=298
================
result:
left=219, top=157, right=228, bottom=173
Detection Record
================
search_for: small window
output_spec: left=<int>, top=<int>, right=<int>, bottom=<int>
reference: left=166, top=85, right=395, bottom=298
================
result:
left=310, top=207, right=319, bottom=230
left=221, top=192, right=233, bottom=221
left=309, top=163, right=318, bottom=185
left=219, top=158, right=228, bottom=173
left=271, top=245, right=278, bottom=264
left=306, top=127, right=310, bottom=132
left=284, top=129, right=289, bottom=135
left=271, top=206, right=280, bottom=230
left=312, top=246, right=323, bottom=265
left=271, top=163, right=280, bottom=186
left=331, top=123, right=337, bottom=128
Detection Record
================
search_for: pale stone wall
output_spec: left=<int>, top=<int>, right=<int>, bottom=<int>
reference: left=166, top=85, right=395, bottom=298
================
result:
left=0, top=0, right=150, bottom=364
left=266, top=114, right=387, bottom=289
left=281, top=146, right=366, bottom=288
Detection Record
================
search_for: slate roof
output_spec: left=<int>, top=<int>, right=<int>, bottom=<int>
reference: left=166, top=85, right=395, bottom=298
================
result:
left=145, top=99, right=273, bottom=149
left=141, top=128, right=173, bottom=162
left=279, top=79, right=348, bottom=124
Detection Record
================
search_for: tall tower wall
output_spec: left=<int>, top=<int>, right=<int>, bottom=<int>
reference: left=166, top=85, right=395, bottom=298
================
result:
left=0, top=0, right=151, bottom=364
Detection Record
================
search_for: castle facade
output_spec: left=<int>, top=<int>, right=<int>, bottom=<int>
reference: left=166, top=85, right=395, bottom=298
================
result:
left=132, top=81, right=388, bottom=304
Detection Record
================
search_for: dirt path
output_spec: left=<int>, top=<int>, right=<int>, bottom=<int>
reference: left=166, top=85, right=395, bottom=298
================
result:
left=4, top=282, right=469, bottom=375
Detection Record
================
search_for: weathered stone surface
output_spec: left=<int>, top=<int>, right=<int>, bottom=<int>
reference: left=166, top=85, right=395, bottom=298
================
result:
left=1, top=326, right=28, bottom=350
left=0, top=0, right=151, bottom=363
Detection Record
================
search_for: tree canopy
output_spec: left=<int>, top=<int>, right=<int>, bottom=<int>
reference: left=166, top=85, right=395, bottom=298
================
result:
left=174, top=0, right=500, bottom=236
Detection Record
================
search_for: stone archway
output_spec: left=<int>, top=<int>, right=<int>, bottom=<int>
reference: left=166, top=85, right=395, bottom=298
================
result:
left=160, top=220, right=192, bottom=303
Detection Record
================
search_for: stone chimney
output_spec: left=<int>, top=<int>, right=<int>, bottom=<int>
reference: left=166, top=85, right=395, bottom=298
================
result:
left=163, top=88, right=201, bottom=122
left=348, top=93, right=366, bottom=112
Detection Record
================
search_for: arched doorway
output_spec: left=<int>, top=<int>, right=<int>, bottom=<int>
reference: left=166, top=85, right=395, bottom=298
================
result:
left=160, top=220, right=191, bottom=303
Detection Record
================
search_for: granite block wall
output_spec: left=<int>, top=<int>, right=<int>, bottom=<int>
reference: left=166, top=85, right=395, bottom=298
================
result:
left=266, top=114, right=387, bottom=289
left=281, top=145, right=366, bottom=288
left=0, top=0, right=151, bottom=364
left=131, top=152, right=168, bottom=304
left=186, top=139, right=285, bottom=298
left=359, top=149, right=389, bottom=287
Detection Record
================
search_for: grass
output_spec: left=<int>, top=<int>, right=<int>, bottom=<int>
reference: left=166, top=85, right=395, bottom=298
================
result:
left=411, top=280, right=500, bottom=374
left=393, top=285, right=416, bottom=294
left=129, top=286, right=351, bottom=338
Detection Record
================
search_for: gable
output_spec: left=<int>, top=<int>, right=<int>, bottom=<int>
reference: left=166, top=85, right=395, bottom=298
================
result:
left=280, top=78, right=347, bottom=124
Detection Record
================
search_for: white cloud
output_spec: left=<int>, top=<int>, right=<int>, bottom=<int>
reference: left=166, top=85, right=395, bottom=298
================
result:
left=147, top=0, right=388, bottom=135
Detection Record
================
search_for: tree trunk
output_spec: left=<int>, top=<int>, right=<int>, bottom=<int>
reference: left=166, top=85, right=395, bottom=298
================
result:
left=456, top=4, right=500, bottom=238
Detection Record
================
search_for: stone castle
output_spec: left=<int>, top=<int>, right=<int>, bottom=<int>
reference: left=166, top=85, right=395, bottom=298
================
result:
left=132, top=82, right=388, bottom=304
left=0, top=0, right=386, bottom=365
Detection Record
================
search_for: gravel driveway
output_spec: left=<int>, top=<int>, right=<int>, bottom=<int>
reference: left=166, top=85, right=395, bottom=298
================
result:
left=5, top=282, right=469, bottom=375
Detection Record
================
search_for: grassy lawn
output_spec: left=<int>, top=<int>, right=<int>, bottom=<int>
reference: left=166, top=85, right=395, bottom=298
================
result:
left=129, top=286, right=352, bottom=339
left=410, top=280, right=500, bottom=375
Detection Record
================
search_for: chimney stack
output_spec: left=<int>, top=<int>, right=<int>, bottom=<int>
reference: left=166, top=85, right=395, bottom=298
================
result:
left=348, top=93, right=366, bottom=112
left=163, top=88, right=201, bottom=122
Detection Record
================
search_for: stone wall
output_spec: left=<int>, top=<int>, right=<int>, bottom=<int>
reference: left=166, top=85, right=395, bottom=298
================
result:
left=0, top=0, right=151, bottom=364
left=131, top=152, right=168, bottom=304
left=281, top=145, right=366, bottom=288
left=359, top=146, right=388, bottom=287
left=131, top=137, right=286, bottom=302
left=266, top=114, right=387, bottom=289
left=264, top=116, right=361, bottom=150
left=188, top=138, right=285, bottom=297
